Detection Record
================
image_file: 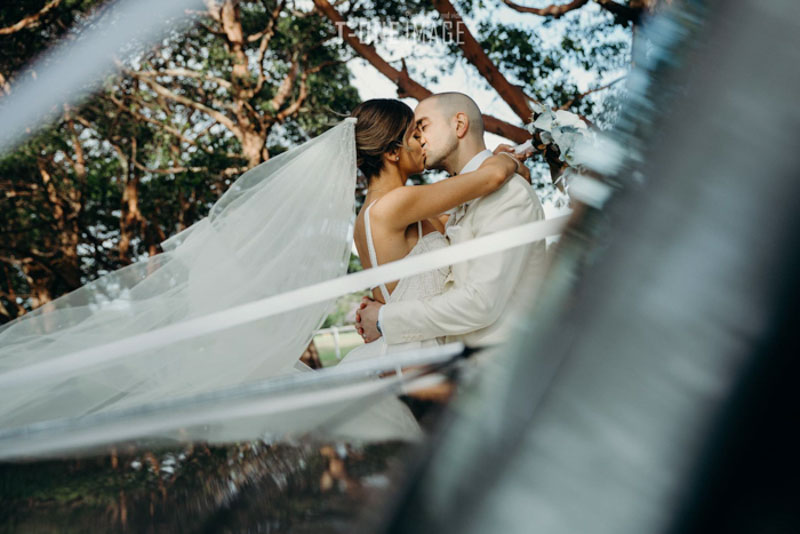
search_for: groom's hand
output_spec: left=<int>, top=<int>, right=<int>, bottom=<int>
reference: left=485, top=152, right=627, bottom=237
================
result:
left=355, top=296, right=383, bottom=343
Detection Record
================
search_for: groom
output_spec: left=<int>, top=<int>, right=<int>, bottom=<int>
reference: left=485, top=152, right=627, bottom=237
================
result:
left=356, top=92, right=547, bottom=348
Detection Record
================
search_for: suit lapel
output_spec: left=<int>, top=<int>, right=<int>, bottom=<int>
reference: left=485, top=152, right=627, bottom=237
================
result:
left=445, top=203, right=468, bottom=243
left=443, top=149, right=492, bottom=241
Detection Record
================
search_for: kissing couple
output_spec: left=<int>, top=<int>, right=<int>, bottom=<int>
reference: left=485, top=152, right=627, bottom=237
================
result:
left=342, top=92, right=548, bottom=367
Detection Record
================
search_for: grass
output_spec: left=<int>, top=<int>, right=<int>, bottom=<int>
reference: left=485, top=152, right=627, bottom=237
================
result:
left=313, top=330, right=364, bottom=367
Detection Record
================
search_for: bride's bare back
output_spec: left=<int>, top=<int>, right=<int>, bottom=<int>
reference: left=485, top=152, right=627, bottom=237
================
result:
left=353, top=196, right=444, bottom=303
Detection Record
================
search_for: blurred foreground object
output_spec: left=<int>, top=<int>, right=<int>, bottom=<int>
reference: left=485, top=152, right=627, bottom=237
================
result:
left=373, top=0, right=800, bottom=533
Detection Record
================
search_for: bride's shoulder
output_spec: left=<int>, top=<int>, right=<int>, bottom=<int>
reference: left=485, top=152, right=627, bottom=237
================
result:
left=365, top=189, right=407, bottom=220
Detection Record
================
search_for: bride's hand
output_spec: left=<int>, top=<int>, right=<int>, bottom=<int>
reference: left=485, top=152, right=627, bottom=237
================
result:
left=493, top=144, right=533, bottom=183
left=478, top=154, right=519, bottom=187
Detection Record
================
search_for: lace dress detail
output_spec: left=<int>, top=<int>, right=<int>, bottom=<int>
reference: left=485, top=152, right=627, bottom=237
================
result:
left=340, top=201, right=449, bottom=366
left=385, top=226, right=450, bottom=304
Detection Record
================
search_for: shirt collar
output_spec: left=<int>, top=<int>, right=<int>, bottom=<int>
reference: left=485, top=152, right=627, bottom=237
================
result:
left=458, top=149, right=494, bottom=175
left=449, top=149, right=494, bottom=212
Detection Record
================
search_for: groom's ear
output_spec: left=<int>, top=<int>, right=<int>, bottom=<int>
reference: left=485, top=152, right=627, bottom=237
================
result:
left=454, top=111, right=470, bottom=139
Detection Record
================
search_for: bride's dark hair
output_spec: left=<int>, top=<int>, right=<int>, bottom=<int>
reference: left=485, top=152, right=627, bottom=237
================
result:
left=350, top=99, right=415, bottom=182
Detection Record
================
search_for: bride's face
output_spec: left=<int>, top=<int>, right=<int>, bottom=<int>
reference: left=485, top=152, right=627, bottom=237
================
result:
left=396, top=123, right=426, bottom=175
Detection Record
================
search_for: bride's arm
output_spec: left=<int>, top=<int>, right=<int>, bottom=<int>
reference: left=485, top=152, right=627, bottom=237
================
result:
left=369, top=154, right=519, bottom=231
left=493, top=144, right=532, bottom=183
left=427, top=215, right=448, bottom=234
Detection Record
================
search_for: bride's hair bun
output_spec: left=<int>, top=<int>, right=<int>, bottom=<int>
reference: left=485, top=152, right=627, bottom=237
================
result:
left=350, top=99, right=415, bottom=181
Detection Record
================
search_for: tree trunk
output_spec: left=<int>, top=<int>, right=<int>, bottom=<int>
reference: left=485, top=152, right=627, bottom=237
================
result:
left=240, top=129, right=267, bottom=168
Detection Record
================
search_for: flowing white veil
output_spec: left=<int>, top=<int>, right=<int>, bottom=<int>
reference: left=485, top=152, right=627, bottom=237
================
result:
left=0, top=118, right=358, bottom=433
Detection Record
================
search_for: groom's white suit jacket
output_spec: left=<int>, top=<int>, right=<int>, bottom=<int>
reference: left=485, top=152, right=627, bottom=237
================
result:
left=381, top=149, right=547, bottom=348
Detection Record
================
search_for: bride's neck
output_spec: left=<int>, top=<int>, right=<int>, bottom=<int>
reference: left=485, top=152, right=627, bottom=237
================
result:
left=367, top=167, right=406, bottom=196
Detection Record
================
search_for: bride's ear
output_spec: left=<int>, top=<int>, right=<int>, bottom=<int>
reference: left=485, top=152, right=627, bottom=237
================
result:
left=383, top=147, right=401, bottom=165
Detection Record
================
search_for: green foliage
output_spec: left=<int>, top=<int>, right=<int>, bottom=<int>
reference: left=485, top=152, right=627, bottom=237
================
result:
left=0, top=0, right=633, bottom=319
left=0, top=1, right=362, bottom=320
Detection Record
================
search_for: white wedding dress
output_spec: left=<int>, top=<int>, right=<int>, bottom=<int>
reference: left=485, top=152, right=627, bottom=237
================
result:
left=298, top=200, right=451, bottom=441
left=0, top=118, right=454, bottom=458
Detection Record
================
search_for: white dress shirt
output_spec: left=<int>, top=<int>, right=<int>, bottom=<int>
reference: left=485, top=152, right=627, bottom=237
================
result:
left=377, top=149, right=492, bottom=330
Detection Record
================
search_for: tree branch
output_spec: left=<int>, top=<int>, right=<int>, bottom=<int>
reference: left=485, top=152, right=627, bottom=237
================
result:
left=558, top=75, right=625, bottom=110
left=126, top=69, right=240, bottom=136
left=312, top=0, right=432, bottom=100
left=107, top=93, right=208, bottom=153
left=254, top=0, right=286, bottom=95
left=433, top=0, right=539, bottom=122
left=311, top=0, right=530, bottom=142
left=107, top=93, right=244, bottom=160
left=275, top=70, right=309, bottom=121
left=270, top=52, right=300, bottom=111
left=134, top=68, right=232, bottom=90
left=0, top=0, right=62, bottom=35
left=248, top=0, right=285, bottom=42
left=0, top=72, right=11, bottom=96
left=306, top=59, right=340, bottom=74
left=502, top=0, right=642, bottom=24
left=64, top=106, right=87, bottom=184
left=0, top=245, right=58, bottom=261
left=594, top=0, right=643, bottom=24
left=500, top=0, right=589, bottom=18
left=131, top=159, right=207, bottom=175
left=219, top=165, right=250, bottom=177
left=197, top=21, right=227, bottom=38
left=36, top=158, right=65, bottom=221
left=216, top=0, right=250, bottom=82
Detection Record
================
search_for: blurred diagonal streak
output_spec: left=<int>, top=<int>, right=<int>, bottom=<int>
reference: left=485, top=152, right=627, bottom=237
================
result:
left=375, top=1, right=800, bottom=533
left=0, top=0, right=203, bottom=154
left=0, top=343, right=464, bottom=460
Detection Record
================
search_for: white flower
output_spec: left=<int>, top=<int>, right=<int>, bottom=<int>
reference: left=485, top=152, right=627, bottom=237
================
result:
left=551, top=127, right=581, bottom=159
left=533, top=109, right=555, bottom=131
left=528, top=101, right=546, bottom=115
left=523, top=106, right=594, bottom=170
left=553, top=109, right=587, bottom=129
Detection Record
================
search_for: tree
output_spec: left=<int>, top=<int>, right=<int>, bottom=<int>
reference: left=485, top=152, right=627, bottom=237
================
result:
left=0, top=0, right=360, bottom=321
left=1, top=0, right=639, bottom=321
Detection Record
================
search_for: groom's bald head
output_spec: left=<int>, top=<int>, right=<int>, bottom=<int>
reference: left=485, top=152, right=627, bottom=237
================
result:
left=414, top=92, right=486, bottom=173
left=418, top=92, right=484, bottom=140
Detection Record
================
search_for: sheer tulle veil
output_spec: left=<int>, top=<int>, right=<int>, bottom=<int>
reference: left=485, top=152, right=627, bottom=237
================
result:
left=0, top=117, right=358, bottom=431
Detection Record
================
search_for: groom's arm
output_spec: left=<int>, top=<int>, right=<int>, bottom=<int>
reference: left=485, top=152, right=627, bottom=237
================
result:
left=380, top=177, right=545, bottom=344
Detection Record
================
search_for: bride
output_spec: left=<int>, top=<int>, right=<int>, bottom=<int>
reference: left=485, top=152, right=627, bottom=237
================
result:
left=0, top=100, right=522, bottom=452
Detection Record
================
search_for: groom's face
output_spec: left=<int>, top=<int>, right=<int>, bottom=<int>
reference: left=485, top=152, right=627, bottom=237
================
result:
left=414, top=100, right=458, bottom=171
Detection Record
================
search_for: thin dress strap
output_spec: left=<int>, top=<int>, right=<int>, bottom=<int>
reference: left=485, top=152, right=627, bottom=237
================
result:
left=417, top=220, right=423, bottom=240
left=364, top=201, right=391, bottom=302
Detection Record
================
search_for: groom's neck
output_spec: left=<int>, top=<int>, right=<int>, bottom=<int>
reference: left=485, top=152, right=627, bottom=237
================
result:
left=448, top=138, right=487, bottom=175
